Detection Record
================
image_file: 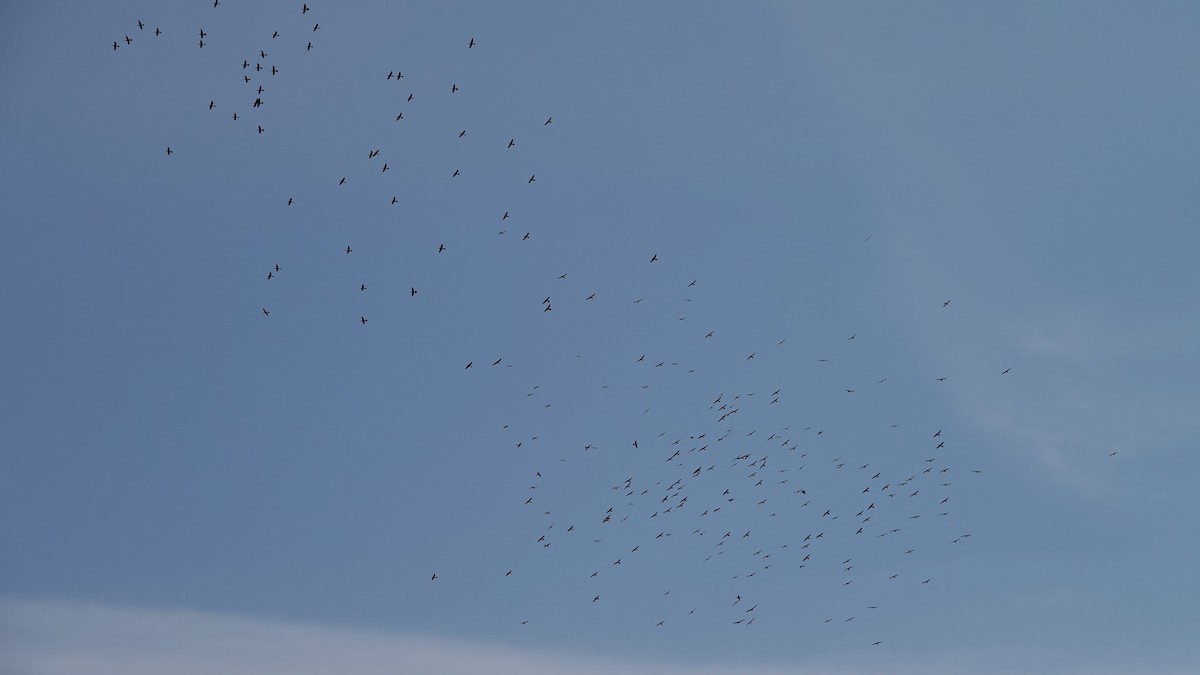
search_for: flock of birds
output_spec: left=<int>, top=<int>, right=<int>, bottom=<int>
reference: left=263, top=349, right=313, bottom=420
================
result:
left=108, top=3, right=1033, bottom=650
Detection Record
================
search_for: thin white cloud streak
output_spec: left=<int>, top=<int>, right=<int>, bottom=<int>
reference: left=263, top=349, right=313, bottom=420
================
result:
left=0, top=599, right=830, bottom=675
left=1, top=598, right=1190, bottom=675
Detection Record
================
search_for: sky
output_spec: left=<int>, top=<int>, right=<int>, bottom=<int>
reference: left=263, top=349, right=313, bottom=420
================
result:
left=2, top=2, right=1199, bottom=673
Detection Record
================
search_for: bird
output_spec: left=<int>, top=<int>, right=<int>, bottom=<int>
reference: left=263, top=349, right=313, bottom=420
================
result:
left=452, top=169, right=459, bottom=177
left=381, top=163, right=389, bottom=172
left=545, top=117, right=553, bottom=125
left=468, top=38, right=475, bottom=48
left=943, top=299, right=951, bottom=308
left=528, top=175, right=536, bottom=183
left=1002, top=367, right=1011, bottom=374
left=431, top=573, right=437, bottom=581
left=306, top=41, right=313, bottom=50
left=410, top=287, right=417, bottom=296
left=112, top=41, right=119, bottom=51
left=124, top=35, right=132, bottom=44
left=345, top=246, right=352, bottom=253
left=165, top=147, right=173, bottom=155
left=360, top=316, right=368, bottom=324
left=458, top=130, right=466, bottom=137
left=493, top=358, right=502, bottom=366
left=303, top=3, right=309, bottom=13
left=313, top=23, right=319, bottom=31
left=465, top=362, right=473, bottom=369
left=438, top=244, right=445, bottom=252
left=650, top=254, right=658, bottom=262
left=507, top=138, right=515, bottom=148
left=155, top=27, right=161, bottom=36
left=208, top=100, right=215, bottom=109
left=360, top=284, right=367, bottom=291
left=451, top=83, right=458, bottom=92
left=275, top=265, right=281, bottom=272
left=137, top=20, right=144, bottom=30
left=262, top=308, right=269, bottom=316
left=339, top=177, right=346, bottom=185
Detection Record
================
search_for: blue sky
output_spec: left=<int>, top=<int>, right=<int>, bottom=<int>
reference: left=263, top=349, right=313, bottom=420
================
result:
left=2, top=2, right=1199, bottom=673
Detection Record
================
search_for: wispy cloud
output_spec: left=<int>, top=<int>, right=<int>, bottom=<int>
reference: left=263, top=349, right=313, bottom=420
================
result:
left=1, top=598, right=1188, bottom=675
left=0, top=598, right=826, bottom=675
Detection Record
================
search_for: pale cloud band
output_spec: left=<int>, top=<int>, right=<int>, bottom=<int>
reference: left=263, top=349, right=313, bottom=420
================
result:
left=0, top=598, right=1182, bottom=675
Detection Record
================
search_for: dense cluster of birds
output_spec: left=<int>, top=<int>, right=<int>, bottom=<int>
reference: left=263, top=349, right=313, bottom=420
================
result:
left=109, top=3, right=1027, bottom=649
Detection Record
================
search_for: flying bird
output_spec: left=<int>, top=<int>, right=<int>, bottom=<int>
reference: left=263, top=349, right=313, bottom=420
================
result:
left=468, top=38, right=475, bottom=48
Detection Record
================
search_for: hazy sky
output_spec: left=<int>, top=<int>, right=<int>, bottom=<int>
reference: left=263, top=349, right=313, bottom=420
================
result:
left=2, top=2, right=1199, bottom=673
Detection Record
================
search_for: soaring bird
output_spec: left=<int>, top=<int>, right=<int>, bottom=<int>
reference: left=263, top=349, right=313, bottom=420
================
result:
left=468, top=38, right=475, bottom=48
left=262, top=308, right=269, bottom=316
left=465, top=362, right=473, bottom=369
left=507, top=138, right=515, bottom=148
left=360, top=316, right=368, bottom=324
left=528, top=175, right=536, bottom=183
left=165, top=147, right=173, bottom=155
